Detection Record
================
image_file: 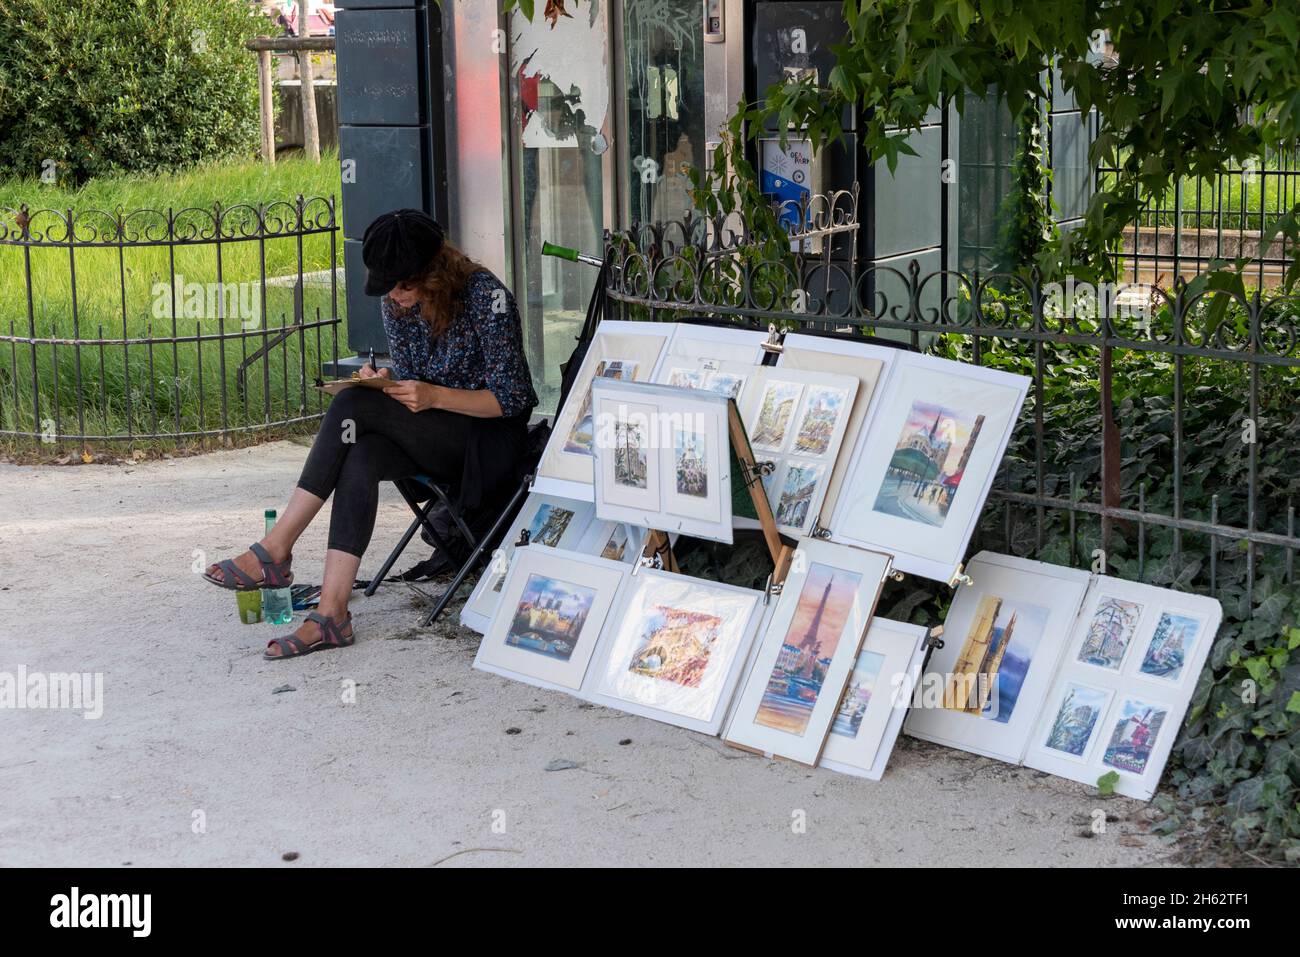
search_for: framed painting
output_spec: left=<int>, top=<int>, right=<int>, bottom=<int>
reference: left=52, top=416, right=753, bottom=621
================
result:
left=535, top=320, right=673, bottom=500
left=473, top=547, right=630, bottom=693
left=903, top=552, right=1091, bottom=763
left=776, top=334, right=900, bottom=523
left=830, top=353, right=1029, bottom=581
left=1024, top=576, right=1221, bottom=799
left=459, top=492, right=595, bottom=634
left=724, top=540, right=892, bottom=765
left=590, top=378, right=734, bottom=544
left=655, top=356, right=757, bottom=404
left=736, top=367, right=859, bottom=536
left=576, top=519, right=647, bottom=565
left=819, top=617, right=929, bottom=780
left=581, top=567, right=765, bottom=734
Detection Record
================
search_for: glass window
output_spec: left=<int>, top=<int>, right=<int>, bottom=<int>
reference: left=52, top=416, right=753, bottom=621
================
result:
left=622, top=0, right=705, bottom=226
left=508, top=7, right=610, bottom=415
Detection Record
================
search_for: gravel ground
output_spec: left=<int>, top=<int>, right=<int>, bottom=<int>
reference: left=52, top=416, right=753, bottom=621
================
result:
left=0, top=441, right=1178, bottom=867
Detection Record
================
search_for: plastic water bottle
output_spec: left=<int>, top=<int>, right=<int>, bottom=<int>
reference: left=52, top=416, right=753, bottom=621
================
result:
left=260, top=509, right=294, bottom=625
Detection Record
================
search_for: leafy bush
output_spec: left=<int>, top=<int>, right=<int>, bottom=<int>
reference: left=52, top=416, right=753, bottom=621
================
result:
left=0, top=0, right=266, bottom=184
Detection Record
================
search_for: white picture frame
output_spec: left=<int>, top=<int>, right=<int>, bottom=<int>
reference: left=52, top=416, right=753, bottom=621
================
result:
left=819, top=617, right=929, bottom=780
left=474, top=547, right=630, bottom=693
left=661, top=322, right=770, bottom=366
left=1023, top=577, right=1221, bottom=799
left=904, top=552, right=1091, bottom=763
left=459, top=492, right=595, bottom=634
left=581, top=568, right=765, bottom=735
left=724, top=540, right=892, bottom=765
left=590, top=378, right=734, bottom=544
left=737, top=367, right=859, bottom=536
left=776, top=333, right=901, bottom=523
left=535, top=320, right=673, bottom=501
left=830, top=353, right=1029, bottom=581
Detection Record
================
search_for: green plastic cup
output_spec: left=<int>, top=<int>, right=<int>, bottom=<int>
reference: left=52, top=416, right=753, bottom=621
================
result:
left=235, top=589, right=263, bottom=625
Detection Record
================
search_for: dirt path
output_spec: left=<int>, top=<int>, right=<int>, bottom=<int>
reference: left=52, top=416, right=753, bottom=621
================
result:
left=0, top=442, right=1175, bottom=866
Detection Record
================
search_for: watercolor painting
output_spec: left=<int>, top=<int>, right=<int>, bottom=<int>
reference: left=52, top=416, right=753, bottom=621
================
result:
left=1077, top=596, right=1144, bottom=670
left=674, top=428, right=708, bottom=498
left=792, top=385, right=847, bottom=456
left=754, top=563, right=863, bottom=736
left=612, top=417, right=649, bottom=489
left=628, top=605, right=724, bottom=688
left=706, top=372, right=746, bottom=400
left=668, top=367, right=704, bottom=390
left=564, top=359, right=637, bottom=455
left=872, top=400, right=986, bottom=528
left=1102, top=698, right=1168, bottom=775
left=1044, top=683, right=1110, bottom=757
left=830, top=651, right=886, bottom=739
left=775, top=462, right=824, bottom=529
left=505, top=574, right=596, bottom=662
left=751, top=381, right=803, bottom=450
left=1140, top=612, right=1199, bottom=681
left=526, top=503, right=576, bottom=549
left=600, top=524, right=631, bottom=562
left=944, top=594, right=1051, bottom=723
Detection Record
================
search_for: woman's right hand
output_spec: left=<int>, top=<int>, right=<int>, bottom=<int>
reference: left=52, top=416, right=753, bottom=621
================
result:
left=358, top=363, right=391, bottom=380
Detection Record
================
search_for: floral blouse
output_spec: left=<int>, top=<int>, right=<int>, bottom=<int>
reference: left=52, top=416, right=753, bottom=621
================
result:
left=380, top=270, right=539, bottom=419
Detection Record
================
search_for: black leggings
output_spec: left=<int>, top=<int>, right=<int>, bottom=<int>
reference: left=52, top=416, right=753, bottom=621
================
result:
left=297, top=387, right=471, bottom=557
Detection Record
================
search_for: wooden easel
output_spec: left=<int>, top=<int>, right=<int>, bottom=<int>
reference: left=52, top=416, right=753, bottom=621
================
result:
left=637, top=400, right=793, bottom=586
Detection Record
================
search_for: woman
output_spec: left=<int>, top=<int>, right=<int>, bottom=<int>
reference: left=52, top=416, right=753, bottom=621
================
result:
left=203, top=209, right=538, bottom=659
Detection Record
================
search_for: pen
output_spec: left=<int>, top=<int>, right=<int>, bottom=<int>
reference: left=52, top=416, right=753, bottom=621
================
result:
left=368, top=346, right=375, bottom=372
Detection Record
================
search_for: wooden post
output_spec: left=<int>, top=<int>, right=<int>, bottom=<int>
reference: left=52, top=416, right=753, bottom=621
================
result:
left=728, top=402, right=794, bottom=587
left=297, top=46, right=321, bottom=162
left=257, top=48, right=275, bottom=164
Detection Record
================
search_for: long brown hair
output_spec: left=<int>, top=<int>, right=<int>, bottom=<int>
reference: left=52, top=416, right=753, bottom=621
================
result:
left=385, top=241, right=487, bottom=338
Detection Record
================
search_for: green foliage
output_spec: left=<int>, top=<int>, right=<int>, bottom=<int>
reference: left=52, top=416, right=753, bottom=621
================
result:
left=990, top=98, right=1055, bottom=272
left=706, top=0, right=1300, bottom=288
left=0, top=0, right=266, bottom=183
left=1097, top=770, right=1120, bottom=795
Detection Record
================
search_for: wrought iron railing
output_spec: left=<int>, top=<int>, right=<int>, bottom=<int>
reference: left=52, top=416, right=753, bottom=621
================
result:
left=605, top=221, right=1300, bottom=608
left=0, top=196, right=341, bottom=448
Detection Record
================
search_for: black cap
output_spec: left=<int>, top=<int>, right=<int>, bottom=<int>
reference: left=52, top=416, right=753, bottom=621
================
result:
left=361, top=209, right=445, bottom=297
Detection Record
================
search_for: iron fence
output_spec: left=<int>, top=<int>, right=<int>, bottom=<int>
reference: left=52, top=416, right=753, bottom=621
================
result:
left=1100, top=147, right=1300, bottom=289
left=604, top=217, right=1300, bottom=609
left=0, top=196, right=341, bottom=448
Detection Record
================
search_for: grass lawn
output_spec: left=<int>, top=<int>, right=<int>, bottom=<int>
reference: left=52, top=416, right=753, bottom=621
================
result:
left=0, top=153, right=345, bottom=451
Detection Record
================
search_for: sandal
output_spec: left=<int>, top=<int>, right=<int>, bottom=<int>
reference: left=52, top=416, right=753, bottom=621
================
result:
left=203, top=542, right=293, bottom=592
left=264, top=611, right=355, bottom=660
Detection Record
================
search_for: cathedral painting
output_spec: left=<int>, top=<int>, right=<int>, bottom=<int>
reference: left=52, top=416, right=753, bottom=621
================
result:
left=1077, top=596, right=1143, bottom=670
left=754, top=563, right=863, bottom=736
left=526, top=503, right=576, bottom=549
left=564, top=359, right=637, bottom=455
left=1139, top=612, right=1199, bottom=681
left=751, top=381, right=803, bottom=451
left=1044, top=682, right=1110, bottom=757
left=505, top=574, right=597, bottom=661
left=944, top=594, right=1050, bottom=723
left=872, top=400, right=984, bottom=528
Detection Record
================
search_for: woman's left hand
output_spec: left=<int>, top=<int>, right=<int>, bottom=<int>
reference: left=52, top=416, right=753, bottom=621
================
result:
left=385, top=380, right=441, bottom=413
